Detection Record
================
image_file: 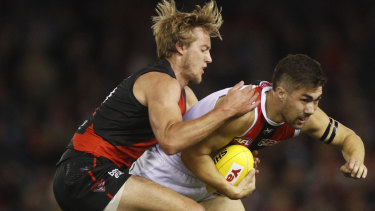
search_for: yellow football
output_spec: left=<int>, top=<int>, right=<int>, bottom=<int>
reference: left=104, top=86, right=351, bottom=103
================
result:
left=207, top=145, right=254, bottom=193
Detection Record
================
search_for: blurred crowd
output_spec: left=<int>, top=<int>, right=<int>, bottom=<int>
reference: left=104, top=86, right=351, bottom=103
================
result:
left=0, top=0, right=374, bottom=210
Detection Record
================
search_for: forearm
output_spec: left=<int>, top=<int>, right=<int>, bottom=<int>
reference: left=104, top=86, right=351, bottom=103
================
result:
left=341, top=133, right=365, bottom=162
left=181, top=152, right=238, bottom=199
left=161, top=107, right=232, bottom=154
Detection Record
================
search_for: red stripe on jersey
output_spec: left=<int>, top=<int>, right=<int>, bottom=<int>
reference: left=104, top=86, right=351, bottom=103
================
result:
left=271, top=125, right=296, bottom=140
left=93, top=157, right=97, bottom=168
left=231, top=82, right=297, bottom=148
left=73, top=124, right=158, bottom=167
left=241, top=86, right=264, bottom=141
left=107, top=193, right=114, bottom=199
left=88, top=170, right=96, bottom=182
left=73, top=90, right=186, bottom=167
left=178, top=90, right=186, bottom=115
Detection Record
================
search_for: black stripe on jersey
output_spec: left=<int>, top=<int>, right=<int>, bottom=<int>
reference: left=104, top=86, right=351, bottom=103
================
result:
left=182, top=88, right=186, bottom=113
left=249, top=122, right=277, bottom=151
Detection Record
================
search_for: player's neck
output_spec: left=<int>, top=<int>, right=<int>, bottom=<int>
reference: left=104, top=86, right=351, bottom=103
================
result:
left=265, top=90, right=284, bottom=123
left=165, top=57, right=189, bottom=88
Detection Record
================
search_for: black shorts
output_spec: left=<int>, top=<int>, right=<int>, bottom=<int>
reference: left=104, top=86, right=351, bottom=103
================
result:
left=53, top=149, right=131, bottom=211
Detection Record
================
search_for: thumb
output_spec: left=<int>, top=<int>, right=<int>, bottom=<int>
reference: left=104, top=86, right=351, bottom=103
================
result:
left=340, top=164, right=351, bottom=174
left=245, top=168, right=256, bottom=181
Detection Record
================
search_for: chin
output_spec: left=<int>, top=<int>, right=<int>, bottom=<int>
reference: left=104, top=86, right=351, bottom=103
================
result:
left=289, top=122, right=303, bottom=129
left=294, top=123, right=305, bottom=129
left=191, top=77, right=202, bottom=84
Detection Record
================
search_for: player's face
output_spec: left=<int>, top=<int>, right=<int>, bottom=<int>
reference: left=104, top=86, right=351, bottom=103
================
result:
left=181, top=27, right=212, bottom=84
left=282, top=87, right=322, bottom=129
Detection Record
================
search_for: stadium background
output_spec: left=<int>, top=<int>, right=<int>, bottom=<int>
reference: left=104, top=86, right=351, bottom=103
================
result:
left=0, top=0, right=374, bottom=210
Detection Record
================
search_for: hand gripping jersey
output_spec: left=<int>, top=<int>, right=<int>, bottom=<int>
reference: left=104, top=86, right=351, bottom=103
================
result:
left=182, top=81, right=300, bottom=150
left=130, top=81, right=300, bottom=201
left=69, top=59, right=186, bottom=167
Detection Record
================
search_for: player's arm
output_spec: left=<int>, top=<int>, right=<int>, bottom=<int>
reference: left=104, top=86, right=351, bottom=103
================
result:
left=135, top=72, right=259, bottom=155
left=301, top=108, right=367, bottom=179
left=181, top=108, right=256, bottom=199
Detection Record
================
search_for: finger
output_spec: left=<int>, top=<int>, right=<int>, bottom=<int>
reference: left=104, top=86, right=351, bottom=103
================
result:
left=253, top=159, right=259, bottom=169
left=248, top=168, right=256, bottom=178
left=254, top=157, right=260, bottom=164
left=356, top=164, right=367, bottom=179
left=351, top=161, right=360, bottom=177
left=242, top=168, right=256, bottom=182
left=249, top=90, right=259, bottom=102
left=241, top=84, right=254, bottom=93
left=340, top=164, right=350, bottom=174
left=253, top=100, right=261, bottom=107
left=355, top=166, right=365, bottom=178
left=239, top=169, right=254, bottom=185
left=362, top=167, right=368, bottom=178
left=348, top=159, right=355, bottom=171
left=231, top=81, right=244, bottom=90
left=252, top=150, right=259, bottom=157
left=249, top=100, right=261, bottom=110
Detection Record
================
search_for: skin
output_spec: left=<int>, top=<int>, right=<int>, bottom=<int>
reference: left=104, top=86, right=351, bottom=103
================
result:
left=181, top=84, right=367, bottom=208
left=116, top=27, right=260, bottom=210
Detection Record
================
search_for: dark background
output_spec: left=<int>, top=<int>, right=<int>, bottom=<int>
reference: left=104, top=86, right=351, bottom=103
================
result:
left=1, top=0, right=374, bottom=210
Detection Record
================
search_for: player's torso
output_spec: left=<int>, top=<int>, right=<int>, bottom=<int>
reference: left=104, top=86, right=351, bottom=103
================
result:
left=72, top=59, right=187, bottom=167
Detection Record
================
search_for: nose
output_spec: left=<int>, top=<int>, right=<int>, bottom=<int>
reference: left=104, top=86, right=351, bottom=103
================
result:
left=304, top=102, right=316, bottom=115
left=206, top=52, right=212, bottom=63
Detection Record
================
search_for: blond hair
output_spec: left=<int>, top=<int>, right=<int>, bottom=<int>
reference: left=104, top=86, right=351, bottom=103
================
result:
left=152, top=0, right=223, bottom=59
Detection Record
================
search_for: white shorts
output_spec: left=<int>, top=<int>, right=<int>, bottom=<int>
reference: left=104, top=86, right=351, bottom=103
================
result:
left=129, top=145, right=215, bottom=202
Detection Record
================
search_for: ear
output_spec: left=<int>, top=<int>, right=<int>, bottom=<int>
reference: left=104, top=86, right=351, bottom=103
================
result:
left=175, top=42, right=184, bottom=55
left=276, top=86, right=287, bottom=102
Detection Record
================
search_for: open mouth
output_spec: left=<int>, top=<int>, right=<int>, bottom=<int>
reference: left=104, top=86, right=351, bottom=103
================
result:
left=298, top=117, right=307, bottom=124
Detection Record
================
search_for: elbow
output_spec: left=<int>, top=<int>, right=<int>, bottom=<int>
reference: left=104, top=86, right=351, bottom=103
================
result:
left=159, top=140, right=181, bottom=155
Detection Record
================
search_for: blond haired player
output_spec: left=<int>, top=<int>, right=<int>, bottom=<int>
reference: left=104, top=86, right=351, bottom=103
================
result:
left=131, top=54, right=367, bottom=210
left=53, top=1, right=259, bottom=210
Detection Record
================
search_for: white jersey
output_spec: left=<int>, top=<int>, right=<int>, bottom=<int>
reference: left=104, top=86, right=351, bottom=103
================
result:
left=130, top=82, right=299, bottom=201
left=182, top=87, right=234, bottom=121
left=129, top=86, right=240, bottom=201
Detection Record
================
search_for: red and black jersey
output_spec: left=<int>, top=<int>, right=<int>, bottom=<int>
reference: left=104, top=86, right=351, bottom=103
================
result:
left=69, top=59, right=186, bottom=167
left=230, top=81, right=300, bottom=150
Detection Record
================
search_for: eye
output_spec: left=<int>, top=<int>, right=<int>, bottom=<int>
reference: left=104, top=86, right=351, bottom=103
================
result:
left=201, top=46, right=210, bottom=52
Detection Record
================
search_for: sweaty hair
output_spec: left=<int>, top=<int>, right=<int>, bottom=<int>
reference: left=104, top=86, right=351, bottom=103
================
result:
left=152, top=0, right=223, bottom=59
left=272, top=54, right=327, bottom=92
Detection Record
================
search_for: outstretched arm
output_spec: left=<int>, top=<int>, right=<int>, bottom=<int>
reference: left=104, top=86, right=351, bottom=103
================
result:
left=302, top=108, right=367, bottom=179
left=135, top=72, right=260, bottom=154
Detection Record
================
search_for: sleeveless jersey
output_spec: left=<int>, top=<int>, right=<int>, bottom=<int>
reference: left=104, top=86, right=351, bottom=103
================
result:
left=183, top=81, right=300, bottom=150
left=71, top=59, right=186, bottom=167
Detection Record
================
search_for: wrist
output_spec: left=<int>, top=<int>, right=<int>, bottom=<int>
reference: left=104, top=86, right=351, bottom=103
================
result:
left=214, top=106, right=235, bottom=120
left=218, top=182, right=240, bottom=200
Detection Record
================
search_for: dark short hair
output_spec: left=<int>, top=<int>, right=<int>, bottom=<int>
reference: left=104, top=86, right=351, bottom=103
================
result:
left=272, top=54, right=327, bottom=92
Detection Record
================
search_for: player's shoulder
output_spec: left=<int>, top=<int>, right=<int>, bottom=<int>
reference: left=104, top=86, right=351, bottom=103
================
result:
left=138, top=71, right=180, bottom=90
left=135, top=71, right=181, bottom=103
left=140, top=71, right=178, bottom=83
